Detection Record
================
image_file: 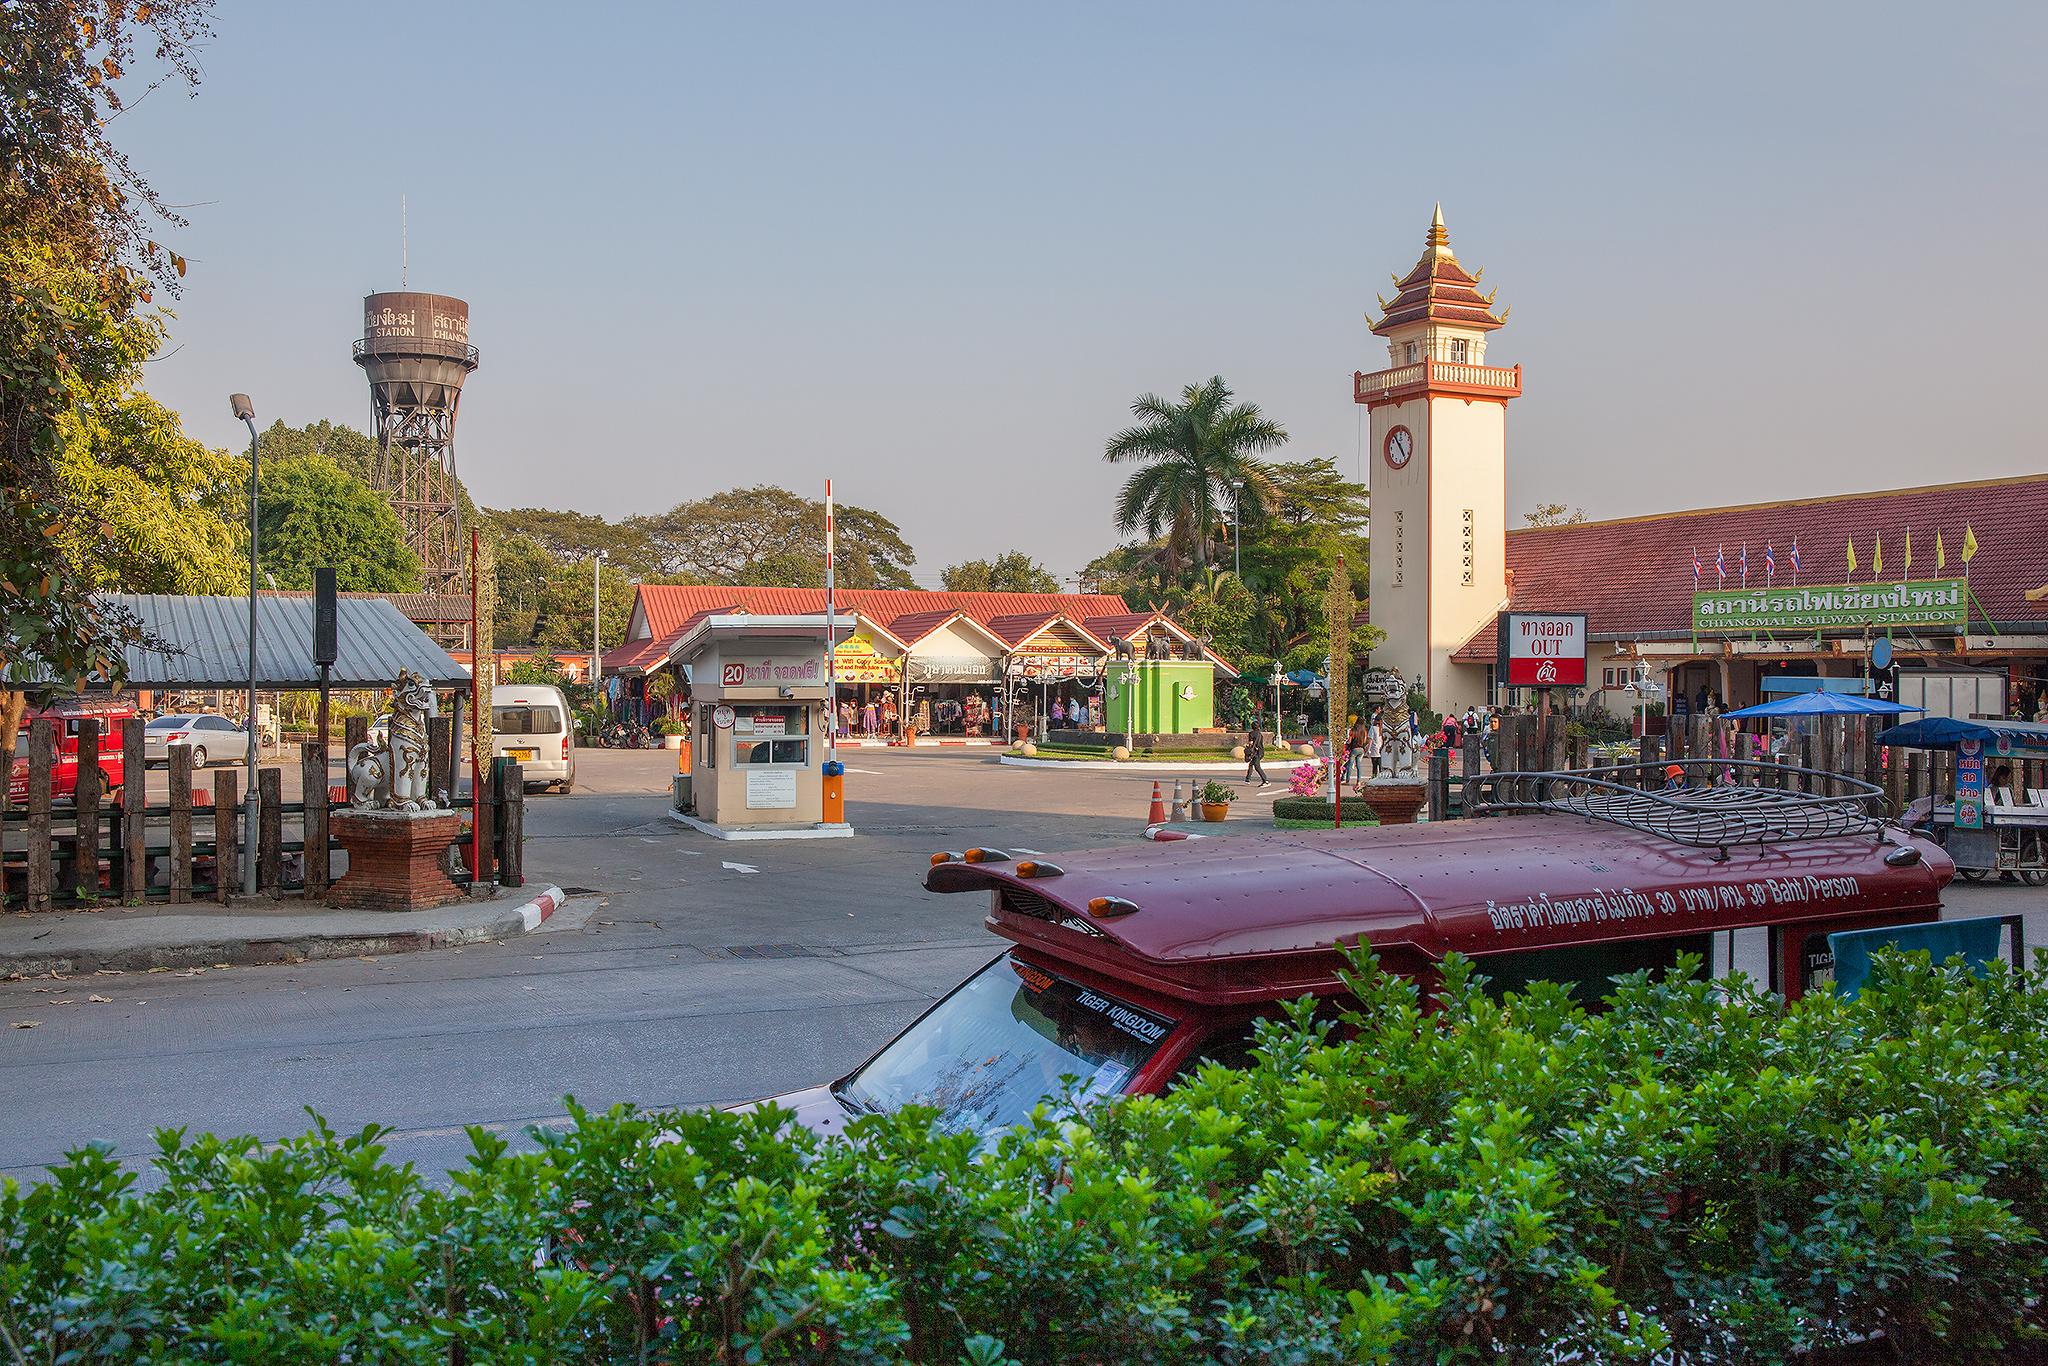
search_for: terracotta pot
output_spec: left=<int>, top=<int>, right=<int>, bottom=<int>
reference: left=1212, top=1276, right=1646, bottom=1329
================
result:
left=1200, top=801, right=1231, bottom=822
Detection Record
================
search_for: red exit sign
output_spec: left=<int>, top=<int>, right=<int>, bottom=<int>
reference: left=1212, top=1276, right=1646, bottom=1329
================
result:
left=1499, top=613, right=1588, bottom=687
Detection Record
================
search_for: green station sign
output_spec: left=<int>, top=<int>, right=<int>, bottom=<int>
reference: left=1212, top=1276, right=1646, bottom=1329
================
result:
left=1691, top=578, right=1968, bottom=633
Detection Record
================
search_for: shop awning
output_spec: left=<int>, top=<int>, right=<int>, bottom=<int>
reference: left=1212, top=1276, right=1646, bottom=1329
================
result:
left=1875, top=716, right=2048, bottom=753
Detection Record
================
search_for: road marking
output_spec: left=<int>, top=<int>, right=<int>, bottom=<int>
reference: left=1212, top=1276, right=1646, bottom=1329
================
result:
left=721, top=861, right=760, bottom=875
left=1012, top=847, right=1046, bottom=856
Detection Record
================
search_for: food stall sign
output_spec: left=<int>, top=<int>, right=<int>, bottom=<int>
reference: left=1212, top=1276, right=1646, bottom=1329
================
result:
left=1955, top=739, right=1986, bottom=831
left=1498, top=613, right=1587, bottom=687
left=1692, top=579, right=1965, bottom=633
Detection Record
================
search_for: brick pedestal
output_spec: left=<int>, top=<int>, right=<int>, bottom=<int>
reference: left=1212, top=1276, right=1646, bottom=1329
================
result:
left=1357, top=782, right=1427, bottom=826
left=329, top=808, right=464, bottom=910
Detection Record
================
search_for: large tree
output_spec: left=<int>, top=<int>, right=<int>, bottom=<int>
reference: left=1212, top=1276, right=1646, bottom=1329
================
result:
left=486, top=505, right=657, bottom=576
left=941, top=551, right=1060, bottom=594
left=1102, top=377, right=1286, bottom=574
left=624, top=486, right=915, bottom=589
left=258, top=455, right=422, bottom=593
left=1, top=0, right=214, bottom=735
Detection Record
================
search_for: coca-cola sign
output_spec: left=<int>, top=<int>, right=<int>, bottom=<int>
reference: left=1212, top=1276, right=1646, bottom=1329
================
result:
left=1499, top=612, right=1587, bottom=688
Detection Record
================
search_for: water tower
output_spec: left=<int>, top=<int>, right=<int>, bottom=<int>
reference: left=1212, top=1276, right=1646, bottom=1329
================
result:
left=353, top=292, right=479, bottom=594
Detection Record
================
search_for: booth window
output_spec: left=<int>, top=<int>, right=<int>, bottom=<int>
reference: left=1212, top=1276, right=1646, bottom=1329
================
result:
left=731, top=705, right=810, bottom=766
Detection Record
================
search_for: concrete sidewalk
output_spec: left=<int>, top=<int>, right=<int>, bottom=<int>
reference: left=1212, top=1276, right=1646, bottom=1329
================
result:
left=0, top=885, right=568, bottom=978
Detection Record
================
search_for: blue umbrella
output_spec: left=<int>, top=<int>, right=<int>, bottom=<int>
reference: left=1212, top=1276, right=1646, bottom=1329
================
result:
left=1720, top=691, right=1922, bottom=719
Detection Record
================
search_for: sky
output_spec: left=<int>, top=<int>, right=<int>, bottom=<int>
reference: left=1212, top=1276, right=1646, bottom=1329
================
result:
left=122, top=1, right=2047, bottom=587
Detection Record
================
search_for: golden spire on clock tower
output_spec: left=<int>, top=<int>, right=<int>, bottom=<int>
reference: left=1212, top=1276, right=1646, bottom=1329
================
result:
left=1368, top=206, right=1506, bottom=336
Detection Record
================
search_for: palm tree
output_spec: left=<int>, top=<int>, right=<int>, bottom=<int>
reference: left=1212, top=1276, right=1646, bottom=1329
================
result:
left=1103, top=377, right=1285, bottom=574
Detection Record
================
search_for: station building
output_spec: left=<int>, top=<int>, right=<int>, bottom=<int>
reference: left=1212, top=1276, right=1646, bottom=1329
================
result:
left=1357, top=209, right=2048, bottom=720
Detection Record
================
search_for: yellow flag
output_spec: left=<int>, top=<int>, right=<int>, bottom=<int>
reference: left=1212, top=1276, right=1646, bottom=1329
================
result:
left=1900, top=528, right=1912, bottom=580
left=1845, top=535, right=1857, bottom=575
left=1871, top=533, right=1882, bottom=580
left=1961, top=523, right=1979, bottom=564
left=1937, top=530, right=1947, bottom=570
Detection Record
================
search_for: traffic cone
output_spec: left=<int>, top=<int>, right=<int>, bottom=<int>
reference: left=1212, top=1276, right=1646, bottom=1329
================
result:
left=1147, top=780, right=1167, bottom=826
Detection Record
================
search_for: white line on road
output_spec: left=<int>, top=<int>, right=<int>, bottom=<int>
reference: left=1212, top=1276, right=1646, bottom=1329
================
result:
left=721, top=861, right=760, bottom=874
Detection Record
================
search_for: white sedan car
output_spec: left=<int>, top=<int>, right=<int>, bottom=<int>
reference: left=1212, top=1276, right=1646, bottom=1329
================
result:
left=142, top=713, right=247, bottom=768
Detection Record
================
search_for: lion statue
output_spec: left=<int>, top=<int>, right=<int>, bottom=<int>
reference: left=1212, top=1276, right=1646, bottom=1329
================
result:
left=347, top=669, right=440, bottom=812
left=1361, top=668, right=1419, bottom=782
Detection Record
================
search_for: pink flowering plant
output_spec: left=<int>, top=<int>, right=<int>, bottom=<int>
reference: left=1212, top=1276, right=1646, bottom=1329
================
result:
left=1288, top=760, right=1327, bottom=797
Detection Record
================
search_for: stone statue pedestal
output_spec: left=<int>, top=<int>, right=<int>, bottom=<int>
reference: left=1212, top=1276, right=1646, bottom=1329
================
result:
left=1357, top=781, right=1427, bottom=826
left=329, top=808, right=464, bottom=911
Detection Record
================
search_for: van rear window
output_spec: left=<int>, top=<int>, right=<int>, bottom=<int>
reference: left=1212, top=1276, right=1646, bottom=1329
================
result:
left=494, top=706, right=561, bottom=735
left=1473, top=934, right=1713, bottom=1010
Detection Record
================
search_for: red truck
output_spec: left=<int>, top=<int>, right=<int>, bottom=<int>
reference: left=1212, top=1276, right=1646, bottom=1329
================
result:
left=7, top=699, right=137, bottom=806
left=758, top=769, right=1955, bottom=1138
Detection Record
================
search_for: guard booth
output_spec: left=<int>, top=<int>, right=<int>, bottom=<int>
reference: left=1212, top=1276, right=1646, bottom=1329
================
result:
left=675, top=615, right=852, bottom=837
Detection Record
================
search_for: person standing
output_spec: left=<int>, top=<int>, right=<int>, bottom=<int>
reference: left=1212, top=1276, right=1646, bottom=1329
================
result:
left=1344, top=716, right=1369, bottom=783
left=1245, top=715, right=1270, bottom=787
left=1368, top=715, right=1384, bottom=777
left=1051, top=697, right=1066, bottom=729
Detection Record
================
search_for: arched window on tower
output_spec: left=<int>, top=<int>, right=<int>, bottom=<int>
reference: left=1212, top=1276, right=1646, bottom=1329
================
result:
left=1404, top=341, right=1419, bottom=364
left=1450, top=338, right=1470, bottom=363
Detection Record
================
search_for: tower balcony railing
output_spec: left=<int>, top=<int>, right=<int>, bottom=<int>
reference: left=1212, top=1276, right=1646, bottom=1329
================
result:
left=354, top=336, right=481, bottom=367
left=1354, top=358, right=1521, bottom=404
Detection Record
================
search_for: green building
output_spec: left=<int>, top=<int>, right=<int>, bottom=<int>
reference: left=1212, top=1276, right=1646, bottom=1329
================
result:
left=1104, top=658, right=1216, bottom=735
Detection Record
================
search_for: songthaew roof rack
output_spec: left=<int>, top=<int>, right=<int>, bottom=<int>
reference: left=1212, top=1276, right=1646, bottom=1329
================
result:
left=1468, top=759, right=1888, bottom=860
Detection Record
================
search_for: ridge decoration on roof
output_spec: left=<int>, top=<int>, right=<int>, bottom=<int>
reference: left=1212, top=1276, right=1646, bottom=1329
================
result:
left=1369, top=205, right=1507, bottom=335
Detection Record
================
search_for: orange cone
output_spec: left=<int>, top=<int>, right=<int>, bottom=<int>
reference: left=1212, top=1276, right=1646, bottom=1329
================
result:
left=1147, top=780, right=1167, bottom=826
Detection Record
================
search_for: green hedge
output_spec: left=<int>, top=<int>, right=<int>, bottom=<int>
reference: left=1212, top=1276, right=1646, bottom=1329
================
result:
left=4, top=951, right=2044, bottom=1362
left=1271, top=795, right=1383, bottom=823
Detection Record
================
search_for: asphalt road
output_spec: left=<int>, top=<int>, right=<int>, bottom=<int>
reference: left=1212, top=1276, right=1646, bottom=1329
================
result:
left=1, top=748, right=2040, bottom=1185
left=0, top=748, right=1280, bottom=1183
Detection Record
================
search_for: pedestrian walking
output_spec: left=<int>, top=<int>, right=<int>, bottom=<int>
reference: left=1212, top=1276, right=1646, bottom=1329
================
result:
left=1344, top=716, right=1369, bottom=783
left=1368, top=716, right=1384, bottom=777
left=1245, top=716, right=1270, bottom=786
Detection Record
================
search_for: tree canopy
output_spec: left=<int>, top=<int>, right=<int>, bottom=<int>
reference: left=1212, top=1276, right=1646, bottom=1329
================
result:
left=1, top=0, right=217, bottom=708
left=941, top=551, right=1060, bottom=594
left=258, top=455, right=422, bottom=594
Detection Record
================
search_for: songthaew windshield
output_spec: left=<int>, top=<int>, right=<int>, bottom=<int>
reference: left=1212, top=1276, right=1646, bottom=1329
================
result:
left=833, top=954, right=1174, bottom=1137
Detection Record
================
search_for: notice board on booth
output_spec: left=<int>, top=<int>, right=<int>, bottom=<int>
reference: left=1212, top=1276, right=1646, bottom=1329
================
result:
left=747, top=768, right=798, bottom=810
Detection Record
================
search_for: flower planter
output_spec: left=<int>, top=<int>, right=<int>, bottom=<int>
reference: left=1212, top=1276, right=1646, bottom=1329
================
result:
left=662, top=734, right=684, bottom=750
left=1200, top=801, right=1231, bottom=823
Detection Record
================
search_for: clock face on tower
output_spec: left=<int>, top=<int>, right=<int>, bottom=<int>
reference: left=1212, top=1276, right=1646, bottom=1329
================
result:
left=1383, top=425, right=1413, bottom=471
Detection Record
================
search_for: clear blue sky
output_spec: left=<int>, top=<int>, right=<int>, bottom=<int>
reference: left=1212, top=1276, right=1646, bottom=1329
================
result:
left=125, top=1, right=2046, bottom=586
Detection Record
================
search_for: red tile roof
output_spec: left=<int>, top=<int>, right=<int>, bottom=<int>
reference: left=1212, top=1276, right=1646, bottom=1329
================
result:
left=607, top=587, right=1136, bottom=673
left=632, top=586, right=1129, bottom=641
left=1370, top=206, right=1505, bottom=335
left=1448, top=473, right=2048, bottom=662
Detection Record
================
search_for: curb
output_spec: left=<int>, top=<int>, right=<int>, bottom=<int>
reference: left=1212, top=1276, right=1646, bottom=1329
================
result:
left=0, top=885, right=572, bottom=978
left=997, top=755, right=1251, bottom=772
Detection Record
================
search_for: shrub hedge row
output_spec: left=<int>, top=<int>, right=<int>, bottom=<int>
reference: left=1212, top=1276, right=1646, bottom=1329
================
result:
left=1270, top=795, right=1383, bottom=823
left=3, top=951, right=2043, bottom=1363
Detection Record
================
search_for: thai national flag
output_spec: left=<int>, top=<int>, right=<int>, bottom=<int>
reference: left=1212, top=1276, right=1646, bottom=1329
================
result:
left=1740, top=542, right=1749, bottom=588
left=1764, top=542, right=1776, bottom=584
left=1790, top=537, right=1803, bottom=575
left=1691, top=548, right=1702, bottom=587
left=1715, top=544, right=1727, bottom=587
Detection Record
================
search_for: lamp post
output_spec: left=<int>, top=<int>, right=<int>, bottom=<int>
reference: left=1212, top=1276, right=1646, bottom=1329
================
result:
left=228, top=394, right=259, bottom=896
left=1230, top=482, right=1243, bottom=581
left=591, top=549, right=607, bottom=716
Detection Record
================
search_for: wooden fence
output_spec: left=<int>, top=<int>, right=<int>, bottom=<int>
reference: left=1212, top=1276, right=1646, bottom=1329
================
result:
left=1, top=716, right=525, bottom=912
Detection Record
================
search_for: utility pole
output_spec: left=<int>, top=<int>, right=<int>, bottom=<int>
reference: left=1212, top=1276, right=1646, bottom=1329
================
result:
left=591, top=549, right=607, bottom=711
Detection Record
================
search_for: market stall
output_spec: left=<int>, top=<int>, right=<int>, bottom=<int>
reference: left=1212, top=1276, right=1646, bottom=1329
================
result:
left=1877, top=716, right=2048, bottom=884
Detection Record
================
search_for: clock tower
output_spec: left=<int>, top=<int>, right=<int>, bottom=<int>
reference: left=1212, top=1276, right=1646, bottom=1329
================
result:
left=1355, top=206, right=1521, bottom=709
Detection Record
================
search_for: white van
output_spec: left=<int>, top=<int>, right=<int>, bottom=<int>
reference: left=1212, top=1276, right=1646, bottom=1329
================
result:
left=491, top=684, right=576, bottom=792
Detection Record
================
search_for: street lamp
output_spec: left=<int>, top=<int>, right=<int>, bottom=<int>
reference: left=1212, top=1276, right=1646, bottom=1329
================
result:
left=228, top=393, right=259, bottom=896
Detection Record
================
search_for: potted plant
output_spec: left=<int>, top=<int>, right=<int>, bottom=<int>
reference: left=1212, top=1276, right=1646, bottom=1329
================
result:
left=652, top=716, right=684, bottom=749
left=1197, top=779, right=1236, bottom=822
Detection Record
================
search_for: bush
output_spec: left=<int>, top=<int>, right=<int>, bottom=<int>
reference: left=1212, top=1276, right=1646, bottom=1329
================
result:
left=3, top=951, right=2044, bottom=1361
left=1271, top=795, right=1383, bottom=823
